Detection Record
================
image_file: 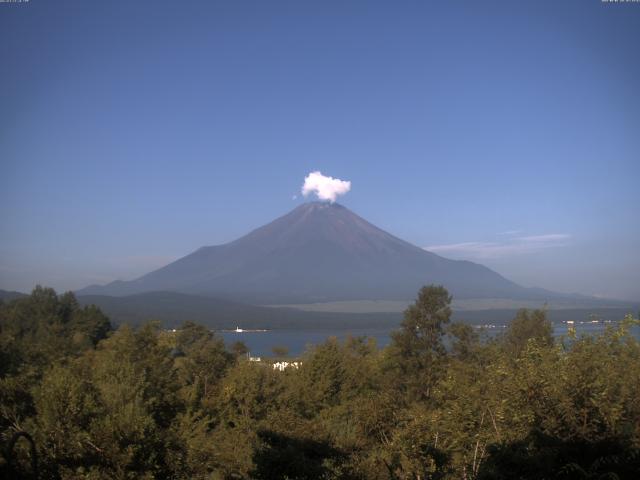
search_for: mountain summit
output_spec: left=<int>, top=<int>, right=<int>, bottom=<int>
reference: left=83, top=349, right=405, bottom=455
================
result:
left=78, top=202, right=551, bottom=303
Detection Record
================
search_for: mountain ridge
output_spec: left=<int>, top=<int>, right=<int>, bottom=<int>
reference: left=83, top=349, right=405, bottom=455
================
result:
left=0, top=289, right=28, bottom=302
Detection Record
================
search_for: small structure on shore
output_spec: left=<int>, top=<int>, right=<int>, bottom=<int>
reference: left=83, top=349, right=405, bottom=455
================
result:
left=273, top=361, right=301, bottom=371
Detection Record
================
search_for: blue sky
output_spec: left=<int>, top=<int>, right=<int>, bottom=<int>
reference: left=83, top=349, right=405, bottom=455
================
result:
left=1, top=1, right=639, bottom=300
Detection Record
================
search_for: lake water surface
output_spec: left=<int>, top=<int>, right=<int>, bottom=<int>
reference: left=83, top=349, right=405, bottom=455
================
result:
left=219, top=321, right=640, bottom=357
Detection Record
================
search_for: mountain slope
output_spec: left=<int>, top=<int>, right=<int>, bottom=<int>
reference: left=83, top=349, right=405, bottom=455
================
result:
left=78, top=202, right=559, bottom=303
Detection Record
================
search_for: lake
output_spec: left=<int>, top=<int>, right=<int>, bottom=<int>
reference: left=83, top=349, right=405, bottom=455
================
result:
left=219, top=320, right=640, bottom=357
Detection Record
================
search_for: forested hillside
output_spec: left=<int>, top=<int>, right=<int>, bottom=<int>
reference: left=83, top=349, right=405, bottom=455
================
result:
left=1, top=286, right=639, bottom=479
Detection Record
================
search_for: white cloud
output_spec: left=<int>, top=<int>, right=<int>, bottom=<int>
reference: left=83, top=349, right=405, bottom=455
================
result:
left=301, top=171, right=351, bottom=203
left=425, top=233, right=571, bottom=259
left=517, top=234, right=571, bottom=242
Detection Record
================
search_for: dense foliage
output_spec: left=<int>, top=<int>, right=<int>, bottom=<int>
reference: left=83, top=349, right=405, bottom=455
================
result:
left=1, top=286, right=639, bottom=479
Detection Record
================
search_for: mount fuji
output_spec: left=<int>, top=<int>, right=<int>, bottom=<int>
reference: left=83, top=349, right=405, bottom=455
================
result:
left=78, top=202, right=561, bottom=304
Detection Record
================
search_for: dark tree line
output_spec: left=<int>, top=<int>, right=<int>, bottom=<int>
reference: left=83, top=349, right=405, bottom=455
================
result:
left=1, top=285, right=639, bottom=479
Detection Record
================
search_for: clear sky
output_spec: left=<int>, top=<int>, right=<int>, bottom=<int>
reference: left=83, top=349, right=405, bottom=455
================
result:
left=1, top=1, right=639, bottom=300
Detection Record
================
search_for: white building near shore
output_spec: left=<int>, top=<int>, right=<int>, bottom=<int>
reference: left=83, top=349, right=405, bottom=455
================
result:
left=273, top=361, right=301, bottom=371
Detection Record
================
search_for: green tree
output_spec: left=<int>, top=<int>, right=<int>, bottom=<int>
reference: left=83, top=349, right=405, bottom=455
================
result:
left=447, top=322, right=479, bottom=361
left=272, top=345, right=289, bottom=357
left=387, top=285, right=452, bottom=401
left=174, top=321, right=233, bottom=408
left=231, top=340, right=249, bottom=358
left=503, top=308, right=553, bottom=357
